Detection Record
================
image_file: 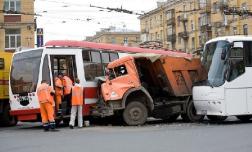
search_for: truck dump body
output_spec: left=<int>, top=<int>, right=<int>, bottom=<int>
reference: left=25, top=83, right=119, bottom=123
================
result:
left=135, top=56, right=206, bottom=97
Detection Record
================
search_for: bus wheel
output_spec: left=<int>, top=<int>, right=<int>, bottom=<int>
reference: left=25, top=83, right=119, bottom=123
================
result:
left=186, top=101, right=204, bottom=122
left=207, top=115, right=227, bottom=122
left=236, top=115, right=252, bottom=122
left=123, top=101, right=148, bottom=126
left=1, top=104, right=17, bottom=126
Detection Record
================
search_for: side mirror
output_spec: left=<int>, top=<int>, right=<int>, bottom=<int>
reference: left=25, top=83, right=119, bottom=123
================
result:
left=221, top=48, right=227, bottom=60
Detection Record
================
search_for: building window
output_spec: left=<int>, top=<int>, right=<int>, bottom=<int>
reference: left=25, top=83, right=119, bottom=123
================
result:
left=177, top=16, right=180, bottom=27
left=233, top=27, right=237, bottom=35
left=191, top=20, right=195, bottom=31
left=160, top=15, right=163, bottom=25
left=123, top=37, right=128, bottom=45
left=212, top=2, right=217, bottom=13
left=4, top=0, right=21, bottom=12
left=243, top=24, right=248, bottom=35
left=150, top=18, right=153, bottom=29
left=178, top=37, right=181, bottom=44
left=111, top=37, right=116, bottom=44
left=5, top=29, right=21, bottom=49
left=191, top=37, right=195, bottom=50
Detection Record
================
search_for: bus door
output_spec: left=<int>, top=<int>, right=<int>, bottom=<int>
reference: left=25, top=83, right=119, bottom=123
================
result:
left=50, top=55, right=77, bottom=116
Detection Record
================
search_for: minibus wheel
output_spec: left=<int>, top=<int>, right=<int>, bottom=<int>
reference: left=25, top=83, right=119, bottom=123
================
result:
left=186, top=100, right=204, bottom=122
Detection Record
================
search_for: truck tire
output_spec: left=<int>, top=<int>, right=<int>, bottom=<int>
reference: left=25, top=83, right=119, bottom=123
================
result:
left=186, top=100, right=204, bottom=122
left=123, top=101, right=148, bottom=126
left=236, top=115, right=252, bottom=122
left=207, top=115, right=227, bottom=122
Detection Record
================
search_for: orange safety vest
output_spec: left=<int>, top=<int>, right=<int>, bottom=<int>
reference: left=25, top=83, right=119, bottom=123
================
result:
left=63, top=76, right=73, bottom=95
left=37, top=83, right=55, bottom=104
left=71, top=85, right=83, bottom=106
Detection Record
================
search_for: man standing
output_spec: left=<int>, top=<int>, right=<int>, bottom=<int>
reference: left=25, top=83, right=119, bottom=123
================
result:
left=54, top=75, right=63, bottom=114
left=69, top=78, right=83, bottom=129
left=37, top=80, right=56, bottom=131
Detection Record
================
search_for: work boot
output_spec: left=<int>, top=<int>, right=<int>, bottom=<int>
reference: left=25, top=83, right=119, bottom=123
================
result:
left=50, top=121, right=60, bottom=132
left=50, top=121, right=56, bottom=130
left=43, top=123, right=49, bottom=132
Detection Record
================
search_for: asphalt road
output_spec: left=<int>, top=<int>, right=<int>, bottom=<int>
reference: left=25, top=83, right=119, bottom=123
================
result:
left=1, top=117, right=252, bottom=152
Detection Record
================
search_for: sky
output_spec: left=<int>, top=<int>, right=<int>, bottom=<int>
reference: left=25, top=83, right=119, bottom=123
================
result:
left=35, top=0, right=159, bottom=42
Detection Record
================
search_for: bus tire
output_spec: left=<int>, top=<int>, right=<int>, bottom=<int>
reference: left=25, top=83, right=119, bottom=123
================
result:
left=123, top=101, right=148, bottom=126
left=186, top=100, right=204, bottom=122
left=1, top=104, right=17, bottom=126
left=207, top=115, right=227, bottom=122
left=236, top=115, right=252, bottom=122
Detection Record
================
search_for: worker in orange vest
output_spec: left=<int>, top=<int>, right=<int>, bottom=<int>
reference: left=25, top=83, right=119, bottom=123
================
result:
left=61, top=74, right=73, bottom=102
left=54, top=75, right=63, bottom=114
left=37, top=80, right=56, bottom=131
left=69, top=78, right=83, bottom=129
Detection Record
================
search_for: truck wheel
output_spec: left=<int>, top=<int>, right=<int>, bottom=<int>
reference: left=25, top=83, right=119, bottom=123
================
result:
left=186, top=101, right=204, bottom=122
left=207, top=115, right=227, bottom=122
left=123, top=101, right=148, bottom=126
left=236, top=115, right=252, bottom=122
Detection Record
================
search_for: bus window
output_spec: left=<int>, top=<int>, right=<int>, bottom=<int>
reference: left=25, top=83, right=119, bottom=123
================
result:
left=228, top=45, right=245, bottom=81
left=10, top=49, right=43, bottom=94
left=83, top=50, right=103, bottom=81
left=0, top=58, right=4, bottom=69
left=109, top=53, right=119, bottom=62
left=42, top=55, right=51, bottom=85
left=102, top=52, right=110, bottom=64
left=244, top=41, right=252, bottom=66
left=102, top=52, right=110, bottom=71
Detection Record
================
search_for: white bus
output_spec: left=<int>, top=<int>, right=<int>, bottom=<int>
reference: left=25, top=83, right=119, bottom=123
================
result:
left=193, top=36, right=252, bottom=121
left=9, top=40, right=190, bottom=123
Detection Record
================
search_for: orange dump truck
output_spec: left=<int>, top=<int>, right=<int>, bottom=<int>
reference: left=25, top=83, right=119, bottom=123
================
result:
left=92, top=54, right=206, bottom=125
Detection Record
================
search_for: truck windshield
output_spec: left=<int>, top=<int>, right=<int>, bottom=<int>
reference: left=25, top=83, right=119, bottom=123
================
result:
left=202, top=40, right=229, bottom=87
left=10, top=49, right=43, bottom=94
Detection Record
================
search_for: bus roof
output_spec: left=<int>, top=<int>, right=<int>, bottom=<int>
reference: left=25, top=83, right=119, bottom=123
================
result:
left=206, top=35, right=252, bottom=44
left=45, top=40, right=192, bottom=58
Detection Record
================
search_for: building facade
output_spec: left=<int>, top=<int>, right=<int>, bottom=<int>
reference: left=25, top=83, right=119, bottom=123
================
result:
left=139, top=0, right=252, bottom=53
left=0, top=0, right=35, bottom=52
left=86, top=26, right=141, bottom=47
